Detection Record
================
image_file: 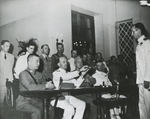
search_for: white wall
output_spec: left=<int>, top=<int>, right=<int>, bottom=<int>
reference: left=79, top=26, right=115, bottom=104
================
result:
left=0, top=0, right=150, bottom=60
left=104, top=0, right=150, bottom=59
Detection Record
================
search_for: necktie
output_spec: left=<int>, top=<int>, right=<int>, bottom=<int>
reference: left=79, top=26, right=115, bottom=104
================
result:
left=46, top=57, right=48, bottom=61
left=4, top=54, right=6, bottom=59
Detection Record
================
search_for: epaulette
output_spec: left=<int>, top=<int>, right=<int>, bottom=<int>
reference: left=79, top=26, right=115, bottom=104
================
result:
left=144, top=37, right=148, bottom=41
left=55, top=69, right=60, bottom=72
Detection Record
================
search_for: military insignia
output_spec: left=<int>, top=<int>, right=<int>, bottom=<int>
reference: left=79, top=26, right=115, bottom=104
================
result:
left=56, top=69, right=60, bottom=72
left=140, top=42, right=143, bottom=46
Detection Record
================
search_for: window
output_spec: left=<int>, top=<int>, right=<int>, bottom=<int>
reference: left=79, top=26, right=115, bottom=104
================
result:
left=116, top=19, right=134, bottom=65
left=72, top=11, right=95, bottom=56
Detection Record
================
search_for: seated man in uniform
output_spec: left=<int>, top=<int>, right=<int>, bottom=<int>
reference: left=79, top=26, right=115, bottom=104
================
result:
left=51, top=56, right=86, bottom=119
left=74, top=56, right=97, bottom=119
left=93, top=60, right=126, bottom=119
left=92, top=60, right=112, bottom=87
left=16, top=54, right=54, bottom=119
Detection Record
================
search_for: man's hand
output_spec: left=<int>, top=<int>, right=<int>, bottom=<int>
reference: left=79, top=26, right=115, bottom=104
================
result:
left=144, top=81, right=150, bottom=89
left=46, top=81, right=55, bottom=89
left=79, top=66, right=90, bottom=78
left=80, top=65, right=89, bottom=72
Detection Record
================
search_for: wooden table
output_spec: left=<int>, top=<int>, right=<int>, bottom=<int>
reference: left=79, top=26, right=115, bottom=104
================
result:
left=20, top=85, right=137, bottom=119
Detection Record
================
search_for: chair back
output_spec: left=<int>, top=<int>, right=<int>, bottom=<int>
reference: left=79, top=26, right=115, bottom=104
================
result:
left=6, top=78, right=20, bottom=108
left=6, top=79, right=14, bottom=107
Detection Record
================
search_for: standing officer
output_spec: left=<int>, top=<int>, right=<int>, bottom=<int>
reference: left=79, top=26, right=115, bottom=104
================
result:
left=132, top=22, right=150, bottom=119
left=51, top=42, right=67, bottom=72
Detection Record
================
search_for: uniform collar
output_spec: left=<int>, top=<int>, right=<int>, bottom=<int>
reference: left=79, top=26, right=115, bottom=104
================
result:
left=27, top=67, right=36, bottom=75
left=138, top=35, right=145, bottom=45
left=96, top=70, right=107, bottom=76
left=58, top=68, right=66, bottom=73
left=25, top=52, right=30, bottom=56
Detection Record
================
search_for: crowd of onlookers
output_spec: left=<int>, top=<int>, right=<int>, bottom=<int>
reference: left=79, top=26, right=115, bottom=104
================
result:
left=1, top=22, right=150, bottom=119
left=0, top=38, right=136, bottom=119
left=67, top=49, right=136, bottom=87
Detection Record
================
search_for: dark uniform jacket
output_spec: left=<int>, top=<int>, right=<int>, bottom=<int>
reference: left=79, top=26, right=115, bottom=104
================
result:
left=16, top=68, right=46, bottom=109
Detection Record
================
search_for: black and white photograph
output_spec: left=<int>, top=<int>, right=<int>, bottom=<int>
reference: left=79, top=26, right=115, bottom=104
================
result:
left=0, top=0, right=150, bottom=119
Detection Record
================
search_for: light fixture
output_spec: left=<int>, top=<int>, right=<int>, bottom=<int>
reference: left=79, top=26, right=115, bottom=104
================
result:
left=140, top=0, right=150, bottom=7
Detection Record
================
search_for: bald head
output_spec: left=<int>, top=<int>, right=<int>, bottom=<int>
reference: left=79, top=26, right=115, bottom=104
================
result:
left=58, top=56, right=68, bottom=70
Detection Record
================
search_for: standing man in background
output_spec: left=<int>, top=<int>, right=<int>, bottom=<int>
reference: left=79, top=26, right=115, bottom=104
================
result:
left=68, top=49, right=78, bottom=71
left=39, top=44, right=53, bottom=80
left=14, top=41, right=35, bottom=79
left=51, top=42, right=67, bottom=72
left=132, top=22, right=150, bottom=119
left=0, top=40, right=15, bottom=119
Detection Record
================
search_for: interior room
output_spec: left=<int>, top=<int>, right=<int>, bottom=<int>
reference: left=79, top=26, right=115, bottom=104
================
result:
left=0, top=0, right=149, bottom=59
left=0, top=0, right=150, bottom=119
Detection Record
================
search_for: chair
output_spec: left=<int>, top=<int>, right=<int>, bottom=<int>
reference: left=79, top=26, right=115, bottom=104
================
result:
left=5, top=79, right=30, bottom=119
left=99, top=95, right=128, bottom=119
left=94, top=84, right=128, bottom=119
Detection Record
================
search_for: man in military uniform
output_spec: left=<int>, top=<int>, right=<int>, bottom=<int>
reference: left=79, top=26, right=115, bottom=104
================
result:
left=132, top=22, right=150, bottom=119
left=51, top=42, right=67, bottom=72
left=16, top=54, right=54, bottom=119
left=51, top=56, right=86, bottom=119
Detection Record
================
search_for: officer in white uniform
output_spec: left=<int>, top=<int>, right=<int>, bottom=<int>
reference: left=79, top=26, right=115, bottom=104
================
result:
left=51, top=56, right=86, bottom=119
left=132, top=22, right=150, bottom=119
left=92, top=61, right=112, bottom=87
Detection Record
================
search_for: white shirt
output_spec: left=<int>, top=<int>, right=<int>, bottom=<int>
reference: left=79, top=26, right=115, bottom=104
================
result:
left=53, top=68, right=79, bottom=89
left=92, top=70, right=112, bottom=86
left=136, top=35, right=150, bottom=84
left=14, top=52, right=30, bottom=78
left=68, top=57, right=76, bottom=71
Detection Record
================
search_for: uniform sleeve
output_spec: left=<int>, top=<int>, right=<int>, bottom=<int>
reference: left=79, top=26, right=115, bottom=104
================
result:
left=53, top=70, right=79, bottom=88
left=19, top=72, right=46, bottom=91
left=144, top=44, right=150, bottom=82
left=74, top=76, right=84, bottom=87
left=53, top=71, right=79, bottom=81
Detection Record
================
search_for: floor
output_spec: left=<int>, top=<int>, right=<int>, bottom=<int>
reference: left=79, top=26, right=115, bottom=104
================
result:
left=3, top=100, right=140, bottom=119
